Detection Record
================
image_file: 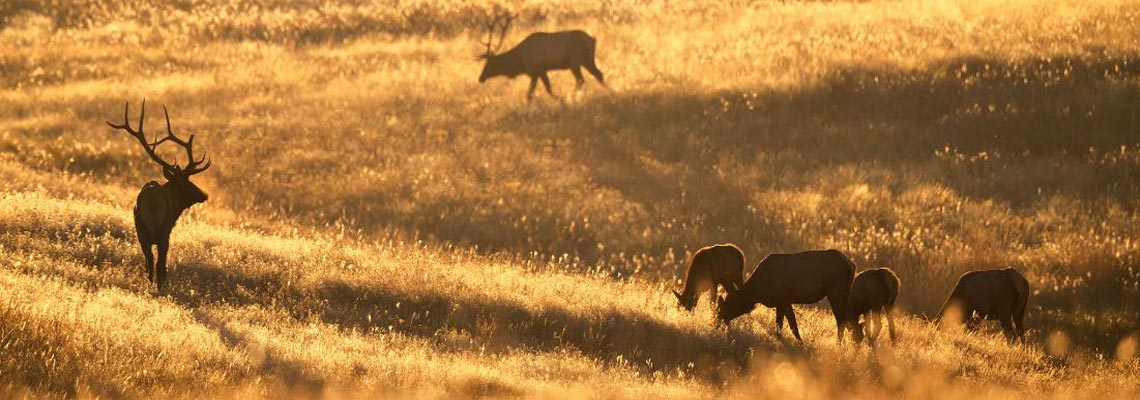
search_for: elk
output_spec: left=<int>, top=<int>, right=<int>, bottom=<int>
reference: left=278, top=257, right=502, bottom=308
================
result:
left=476, top=10, right=605, bottom=101
left=107, top=100, right=211, bottom=292
left=717, top=250, right=855, bottom=343
left=937, top=268, right=1029, bottom=342
left=848, top=268, right=901, bottom=345
left=672, top=244, right=745, bottom=312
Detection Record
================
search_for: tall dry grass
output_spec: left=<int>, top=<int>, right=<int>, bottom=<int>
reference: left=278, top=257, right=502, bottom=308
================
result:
left=2, top=0, right=1140, bottom=398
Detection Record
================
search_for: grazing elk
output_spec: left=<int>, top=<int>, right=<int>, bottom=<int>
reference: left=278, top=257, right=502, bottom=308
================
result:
left=848, top=268, right=901, bottom=345
left=672, top=244, right=745, bottom=312
left=107, top=101, right=211, bottom=292
left=937, top=268, right=1030, bottom=342
left=476, top=10, right=605, bottom=101
left=717, top=250, right=855, bottom=343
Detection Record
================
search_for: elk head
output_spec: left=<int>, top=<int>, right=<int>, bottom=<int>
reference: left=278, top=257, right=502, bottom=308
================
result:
left=477, top=8, right=516, bottom=83
left=673, top=289, right=696, bottom=311
left=107, top=100, right=212, bottom=208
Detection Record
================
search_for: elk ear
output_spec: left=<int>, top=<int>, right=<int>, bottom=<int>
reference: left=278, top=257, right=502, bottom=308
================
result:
left=162, top=167, right=177, bottom=181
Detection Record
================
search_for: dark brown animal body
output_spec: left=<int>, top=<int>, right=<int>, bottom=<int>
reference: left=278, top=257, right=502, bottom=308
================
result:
left=479, top=30, right=605, bottom=101
left=108, top=101, right=211, bottom=292
left=717, top=249, right=856, bottom=342
left=673, top=244, right=745, bottom=311
left=848, top=268, right=900, bottom=344
left=937, top=268, right=1030, bottom=342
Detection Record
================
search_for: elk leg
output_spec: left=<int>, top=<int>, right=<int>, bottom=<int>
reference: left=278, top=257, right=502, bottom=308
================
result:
left=870, top=309, right=883, bottom=343
left=571, top=67, right=585, bottom=88
left=829, top=295, right=848, bottom=344
left=156, top=240, right=169, bottom=292
left=585, top=62, right=605, bottom=85
left=539, top=73, right=556, bottom=98
left=1000, top=316, right=1016, bottom=342
left=886, top=307, right=898, bottom=343
left=135, top=216, right=154, bottom=284
left=707, top=287, right=718, bottom=311
left=775, top=307, right=785, bottom=337
left=1014, top=304, right=1027, bottom=343
left=782, top=305, right=802, bottom=341
left=527, top=76, right=538, bottom=102
left=140, top=243, right=155, bottom=284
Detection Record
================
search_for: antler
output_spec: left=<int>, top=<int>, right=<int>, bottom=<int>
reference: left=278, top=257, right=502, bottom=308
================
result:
left=106, top=101, right=211, bottom=177
left=153, top=105, right=211, bottom=176
left=493, top=11, right=515, bottom=54
left=477, top=7, right=516, bottom=59
left=479, top=13, right=499, bottom=58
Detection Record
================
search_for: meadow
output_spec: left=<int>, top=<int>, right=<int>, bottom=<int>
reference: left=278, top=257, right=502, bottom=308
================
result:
left=1, top=0, right=1139, bottom=398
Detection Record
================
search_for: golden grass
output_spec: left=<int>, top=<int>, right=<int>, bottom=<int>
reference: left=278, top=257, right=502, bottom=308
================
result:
left=2, top=0, right=1140, bottom=398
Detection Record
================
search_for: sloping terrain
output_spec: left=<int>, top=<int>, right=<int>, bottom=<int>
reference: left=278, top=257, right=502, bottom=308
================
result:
left=1, top=0, right=1139, bottom=398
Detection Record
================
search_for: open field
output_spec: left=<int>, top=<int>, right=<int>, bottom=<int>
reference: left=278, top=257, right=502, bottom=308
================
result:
left=2, top=0, right=1140, bottom=398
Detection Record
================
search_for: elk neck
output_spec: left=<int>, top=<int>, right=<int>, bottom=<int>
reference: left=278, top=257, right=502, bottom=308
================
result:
left=161, top=179, right=209, bottom=211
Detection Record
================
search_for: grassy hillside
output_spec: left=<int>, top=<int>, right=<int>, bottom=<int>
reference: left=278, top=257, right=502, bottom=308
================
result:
left=2, top=0, right=1140, bottom=398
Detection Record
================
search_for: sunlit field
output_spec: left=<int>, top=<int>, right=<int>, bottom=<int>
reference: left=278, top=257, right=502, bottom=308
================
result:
left=2, top=0, right=1140, bottom=398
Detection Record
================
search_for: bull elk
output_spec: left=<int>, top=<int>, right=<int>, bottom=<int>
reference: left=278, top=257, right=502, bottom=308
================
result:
left=672, top=244, right=745, bottom=312
left=937, top=268, right=1030, bottom=342
left=107, top=100, right=211, bottom=292
left=717, top=249, right=855, bottom=343
left=476, top=9, right=605, bottom=101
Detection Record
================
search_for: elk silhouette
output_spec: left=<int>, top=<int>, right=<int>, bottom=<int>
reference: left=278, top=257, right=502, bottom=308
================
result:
left=848, top=268, right=901, bottom=345
left=717, top=250, right=855, bottom=343
left=107, top=101, right=211, bottom=292
left=673, top=244, right=745, bottom=312
left=476, top=10, right=605, bottom=101
left=937, top=268, right=1030, bottom=342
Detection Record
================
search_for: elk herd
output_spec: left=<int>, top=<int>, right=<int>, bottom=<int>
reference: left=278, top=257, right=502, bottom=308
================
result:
left=102, top=9, right=1031, bottom=349
left=677, top=244, right=1030, bottom=345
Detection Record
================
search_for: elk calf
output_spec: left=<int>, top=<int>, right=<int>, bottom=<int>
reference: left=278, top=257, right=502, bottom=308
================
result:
left=476, top=10, right=605, bottom=101
left=673, top=244, right=745, bottom=312
left=717, top=249, right=856, bottom=343
left=848, top=268, right=901, bottom=345
left=108, top=101, right=211, bottom=292
left=937, top=268, right=1029, bottom=342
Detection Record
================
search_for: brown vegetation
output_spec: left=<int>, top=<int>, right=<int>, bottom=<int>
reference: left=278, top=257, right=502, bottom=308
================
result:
left=2, top=0, right=1139, bottom=398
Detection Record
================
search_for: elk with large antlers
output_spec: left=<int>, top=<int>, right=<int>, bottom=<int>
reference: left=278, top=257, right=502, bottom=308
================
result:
left=477, top=9, right=605, bottom=101
left=107, top=100, right=211, bottom=292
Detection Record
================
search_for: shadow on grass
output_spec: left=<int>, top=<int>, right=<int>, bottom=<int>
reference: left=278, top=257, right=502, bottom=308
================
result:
left=187, top=309, right=326, bottom=395
left=128, top=53, right=1140, bottom=362
left=545, top=54, right=1140, bottom=197
left=168, top=260, right=783, bottom=383
left=288, top=54, right=1140, bottom=275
